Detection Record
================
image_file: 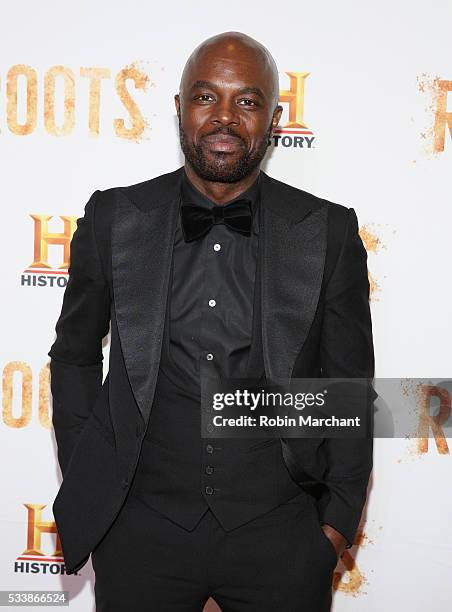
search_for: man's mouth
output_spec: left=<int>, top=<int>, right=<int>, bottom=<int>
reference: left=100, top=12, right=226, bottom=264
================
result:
left=202, top=133, right=245, bottom=153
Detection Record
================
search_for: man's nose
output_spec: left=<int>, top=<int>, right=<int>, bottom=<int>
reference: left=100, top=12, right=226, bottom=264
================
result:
left=211, top=100, right=240, bottom=125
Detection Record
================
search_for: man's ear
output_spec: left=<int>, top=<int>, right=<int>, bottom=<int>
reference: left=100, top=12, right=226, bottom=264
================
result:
left=174, top=94, right=181, bottom=118
left=272, top=104, right=283, bottom=128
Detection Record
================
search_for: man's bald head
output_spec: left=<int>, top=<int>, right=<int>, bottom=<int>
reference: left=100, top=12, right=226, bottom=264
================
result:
left=179, top=31, right=280, bottom=108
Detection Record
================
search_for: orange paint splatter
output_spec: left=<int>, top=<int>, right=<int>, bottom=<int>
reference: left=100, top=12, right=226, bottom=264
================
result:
left=359, top=224, right=386, bottom=302
left=359, top=225, right=384, bottom=254
left=416, top=73, right=450, bottom=157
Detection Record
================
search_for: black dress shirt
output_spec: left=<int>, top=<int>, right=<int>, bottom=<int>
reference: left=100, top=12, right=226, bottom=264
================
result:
left=161, top=169, right=261, bottom=394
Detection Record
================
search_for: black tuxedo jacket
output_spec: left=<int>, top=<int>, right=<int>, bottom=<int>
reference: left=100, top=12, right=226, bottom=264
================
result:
left=48, top=166, right=375, bottom=574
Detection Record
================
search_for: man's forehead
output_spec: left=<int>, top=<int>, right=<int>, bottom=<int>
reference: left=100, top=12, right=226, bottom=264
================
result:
left=184, top=53, right=272, bottom=87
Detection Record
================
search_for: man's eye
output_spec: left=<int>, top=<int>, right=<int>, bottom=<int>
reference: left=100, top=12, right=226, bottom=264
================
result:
left=238, top=98, right=257, bottom=106
left=196, top=94, right=214, bottom=102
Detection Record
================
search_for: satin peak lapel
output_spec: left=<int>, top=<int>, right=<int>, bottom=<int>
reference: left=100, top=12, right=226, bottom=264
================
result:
left=259, top=172, right=327, bottom=381
left=111, top=168, right=183, bottom=424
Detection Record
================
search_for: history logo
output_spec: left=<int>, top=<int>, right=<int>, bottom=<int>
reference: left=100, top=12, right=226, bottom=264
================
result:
left=271, top=71, right=315, bottom=150
left=20, top=214, right=77, bottom=288
left=14, top=503, right=75, bottom=575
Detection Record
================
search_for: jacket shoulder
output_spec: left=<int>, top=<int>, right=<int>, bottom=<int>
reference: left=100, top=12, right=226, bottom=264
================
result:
left=80, top=167, right=183, bottom=244
left=263, top=172, right=350, bottom=223
left=96, top=167, right=183, bottom=196
left=99, top=167, right=184, bottom=213
left=262, top=172, right=348, bottom=213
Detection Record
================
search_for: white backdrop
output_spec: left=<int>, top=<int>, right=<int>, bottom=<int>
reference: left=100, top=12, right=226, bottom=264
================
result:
left=1, top=1, right=451, bottom=610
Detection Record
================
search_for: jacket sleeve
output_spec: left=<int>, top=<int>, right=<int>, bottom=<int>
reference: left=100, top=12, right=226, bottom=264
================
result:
left=48, top=190, right=111, bottom=477
left=319, top=206, right=376, bottom=549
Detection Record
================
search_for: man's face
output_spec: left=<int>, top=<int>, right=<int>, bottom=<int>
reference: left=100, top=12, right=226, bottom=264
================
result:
left=175, top=49, right=282, bottom=183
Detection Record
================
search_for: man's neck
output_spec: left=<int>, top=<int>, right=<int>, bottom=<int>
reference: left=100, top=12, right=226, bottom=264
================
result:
left=183, top=163, right=261, bottom=205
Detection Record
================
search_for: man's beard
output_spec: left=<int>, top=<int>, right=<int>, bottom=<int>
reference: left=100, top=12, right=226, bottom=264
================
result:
left=178, top=117, right=272, bottom=183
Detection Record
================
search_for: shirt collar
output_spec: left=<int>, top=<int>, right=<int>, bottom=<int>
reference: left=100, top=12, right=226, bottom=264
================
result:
left=180, top=168, right=261, bottom=236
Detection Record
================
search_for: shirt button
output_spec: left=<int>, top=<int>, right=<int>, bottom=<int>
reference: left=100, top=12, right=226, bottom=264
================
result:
left=213, top=243, right=221, bottom=251
left=208, top=299, right=216, bottom=307
left=121, top=478, right=129, bottom=489
left=206, top=353, right=214, bottom=361
left=205, top=465, right=214, bottom=474
left=205, top=486, right=214, bottom=495
left=206, top=444, right=214, bottom=454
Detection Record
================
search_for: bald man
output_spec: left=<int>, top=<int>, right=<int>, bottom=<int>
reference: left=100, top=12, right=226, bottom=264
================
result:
left=49, top=31, right=375, bottom=611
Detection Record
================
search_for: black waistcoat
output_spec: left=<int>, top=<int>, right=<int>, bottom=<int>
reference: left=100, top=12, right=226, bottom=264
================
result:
left=128, top=220, right=303, bottom=531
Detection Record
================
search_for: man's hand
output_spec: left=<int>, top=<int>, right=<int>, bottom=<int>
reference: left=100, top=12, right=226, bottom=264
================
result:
left=321, top=523, right=348, bottom=559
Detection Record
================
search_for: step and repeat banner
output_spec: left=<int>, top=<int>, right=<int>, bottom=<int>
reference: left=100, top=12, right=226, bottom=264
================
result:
left=1, top=1, right=451, bottom=610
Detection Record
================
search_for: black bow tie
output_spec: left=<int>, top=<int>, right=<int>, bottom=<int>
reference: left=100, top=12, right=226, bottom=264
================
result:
left=180, top=199, right=253, bottom=243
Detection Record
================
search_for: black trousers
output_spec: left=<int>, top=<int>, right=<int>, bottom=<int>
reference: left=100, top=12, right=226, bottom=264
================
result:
left=91, top=489, right=337, bottom=611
